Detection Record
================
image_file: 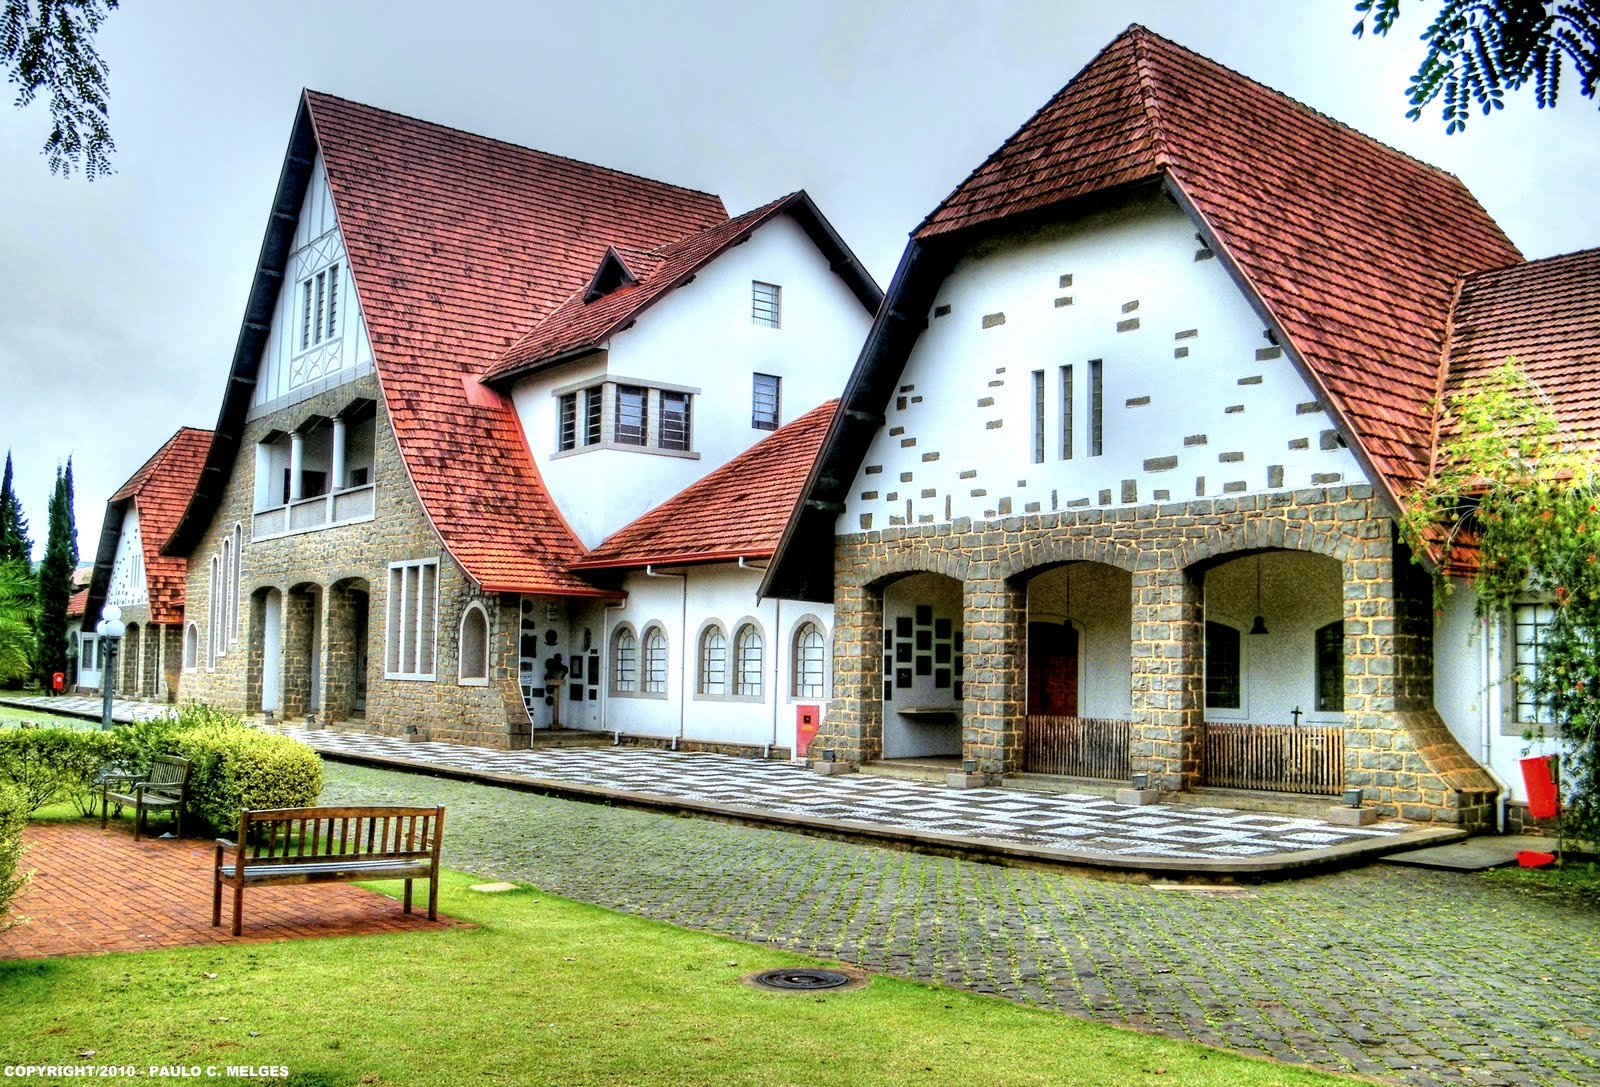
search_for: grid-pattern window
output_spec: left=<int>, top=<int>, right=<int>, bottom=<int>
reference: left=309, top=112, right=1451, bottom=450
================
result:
left=752, top=373, right=781, bottom=431
left=698, top=626, right=727, bottom=696
left=386, top=559, right=439, bottom=679
left=793, top=621, right=826, bottom=698
left=557, top=393, right=577, bottom=451
left=734, top=623, right=763, bottom=697
left=1204, top=621, right=1241, bottom=710
left=660, top=391, right=692, bottom=452
left=1032, top=370, right=1046, bottom=464
left=1060, top=364, right=1074, bottom=460
left=298, top=263, right=341, bottom=351
left=612, top=627, right=638, bottom=693
left=642, top=626, right=668, bottom=693
left=459, top=605, right=489, bottom=683
left=1089, top=358, right=1104, bottom=457
left=584, top=386, right=603, bottom=446
left=616, top=385, right=648, bottom=446
left=1315, top=620, right=1344, bottom=712
left=752, top=281, right=781, bottom=328
left=1514, top=602, right=1557, bottom=724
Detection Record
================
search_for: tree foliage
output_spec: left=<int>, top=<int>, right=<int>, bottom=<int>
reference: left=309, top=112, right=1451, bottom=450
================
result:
left=35, top=458, right=74, bottom=686
left=0, top=451, right=30, bottom=563
left=1354, top=0, right=1600, bottom=132
left=1399, top=363, right=1600, bottom=842
left=0, top=0, right=118, bottom=178
left=0, top=558, right=37, bottom=686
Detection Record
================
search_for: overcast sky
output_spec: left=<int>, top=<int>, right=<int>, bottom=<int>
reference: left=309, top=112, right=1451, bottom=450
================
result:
left=1, top=0, right=1595, bottom=559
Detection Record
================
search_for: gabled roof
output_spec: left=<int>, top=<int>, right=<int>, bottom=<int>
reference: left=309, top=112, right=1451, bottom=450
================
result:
left=584, top=247, right=642, bottom=303
left=67, top=586, right=87, bottom=621
left=483, top=192, right=882, bottom=384
left=575, top=401, right=838, bottom=571
left=764, top=25, right=1525, bottom=601
left=167, top=91, right=730, bottom=595
left=1441, top=248, right=1600, bottom=454
left=85, top=427, right=212, bottom=627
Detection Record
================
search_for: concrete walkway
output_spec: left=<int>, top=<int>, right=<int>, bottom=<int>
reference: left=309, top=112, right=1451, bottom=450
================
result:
left=0, top=694, right=174, bottom=725
left=268, top=724, right=1456, bottom=876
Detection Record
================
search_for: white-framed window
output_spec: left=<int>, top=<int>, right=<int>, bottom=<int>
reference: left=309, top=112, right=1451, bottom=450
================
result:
left=1060, top=363, right=1074, bottom=460
left=660, top=391, right=691, bottom=452
left=81, top=634, right=98, bottom=673
left=183, top=622, right=199, bottom=672
left=458, top=603, right=489, bottom=685
left=207, top=554, right=220, bottom=669
left=552, top=381, right=697, bottom=457
left=1032, top=369, right=1046, bottom=465
left=752, top=281, right=781, bottom=328
left=792, top=620, right=826, bottom=698
left=297, top=261, right=341, bottom=352
left=1513, top=601, right=1557, bottom=725
left=697, top=624, right=727, bottom=697
left=616, top=385, right=648, bottom=446
left=216, top=538, right=230, bottom=660
left=752, top=373, right=781, bottom=431
left=733, top=622, right=763, bottom=698
left=611, top=624, right=638, bottom=694
left=385, top=559, right=439, bottom=680
left=642, top=624, right=668, bottom=694
left=1089, top=358, right=1104, bottom=457
left=230, top=523, right=243, bottom=642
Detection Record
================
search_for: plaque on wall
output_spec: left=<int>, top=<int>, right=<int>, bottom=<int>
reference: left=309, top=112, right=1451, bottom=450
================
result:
left=934, top=617, right=952, bottom=639
left=915, top=655, right=932, bottom=676
left=954, top=680, right=964, bottom=700
left=883, top=627, right=894, bottom=648
left=896, top=616, right=913, bottom=638
left=570, top=657, right=584, bottom=680
left=915, top=629, right=932, bottom=651
left=935, top=668, right=951, bottom=689
left=884, top=681, right=894, bottom=702
left=915, top=604, right=933, bottom=626
left=895, top=668, right=912, bottom=689
left=935, top=643, right=951, bottom=664
left=896, top=642, right=912, bottom=663
left=569, top=683, right=584, bottom=702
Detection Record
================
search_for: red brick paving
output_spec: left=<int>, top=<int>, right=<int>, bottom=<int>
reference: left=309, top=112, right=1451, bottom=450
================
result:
left=0, top=822, right=461, bottom=960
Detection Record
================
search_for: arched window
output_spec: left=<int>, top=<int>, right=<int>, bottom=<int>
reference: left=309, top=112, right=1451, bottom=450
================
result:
left=733, top=622, right=763, bottom=698
left=230, top=523, right=244, bottom=642
left=207, top=555, right=220, bottom=668
left=218, top=537, right=231, bottom=659
left=612, top=625, right=638, bottom=693
left=459, top=603, right=489, bottom=684
left=183, top=622, right=199, bottom=672
left=792, top=621, right=826, bottom=698
left=642, top=625, right=668, bottom=694
left=698, top=624, right=727, bottom=696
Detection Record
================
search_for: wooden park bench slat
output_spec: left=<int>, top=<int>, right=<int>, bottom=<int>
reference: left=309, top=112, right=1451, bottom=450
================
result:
left=212, top=805, right=445, bottom=936
left=101, top=755, right=192, bottom=842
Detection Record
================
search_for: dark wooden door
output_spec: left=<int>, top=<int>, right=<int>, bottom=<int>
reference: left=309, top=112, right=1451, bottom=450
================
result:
left=1027, top=622, right=1079, bottom=716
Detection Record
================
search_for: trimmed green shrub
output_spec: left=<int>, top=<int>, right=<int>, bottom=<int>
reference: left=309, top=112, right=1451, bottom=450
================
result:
left=0, top=780, right=28, bottom=929
left=112, top=713, right=184, bottom=778
left=0, top=727, right=121, bottom=815
left=169, top=724, right=323, bottom=834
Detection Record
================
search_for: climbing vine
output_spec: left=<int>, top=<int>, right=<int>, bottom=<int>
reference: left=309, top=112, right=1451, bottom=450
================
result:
left=1398, top=363, right=1600, bottom=843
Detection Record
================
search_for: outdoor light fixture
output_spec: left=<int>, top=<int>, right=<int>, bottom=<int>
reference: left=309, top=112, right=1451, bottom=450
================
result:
left=962, top=758, right=979, bottom=775
left=822, top=748, right=836, bottom=763
left=1130, top=772, right=1151, bottom=790
left=1249, top=555, right=1269, bottom=636
left=1342, top=787, right=1364, bottom=808
left=95, top=604, right=126, bottom=730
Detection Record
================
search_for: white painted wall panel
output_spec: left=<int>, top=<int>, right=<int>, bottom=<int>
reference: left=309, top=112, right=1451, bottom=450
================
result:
left=105, top=507, right=148, bottom=607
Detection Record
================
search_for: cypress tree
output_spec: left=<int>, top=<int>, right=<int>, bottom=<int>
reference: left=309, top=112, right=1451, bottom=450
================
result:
left=0, top=452, right=30, bottom=563
left=37, top=463, right=76, bottom=689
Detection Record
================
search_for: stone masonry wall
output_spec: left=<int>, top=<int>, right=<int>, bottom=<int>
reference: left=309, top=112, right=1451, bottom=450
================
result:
left=821, top=484, right=1498, bottom=824
left=178, top=373, right=525, bottom=748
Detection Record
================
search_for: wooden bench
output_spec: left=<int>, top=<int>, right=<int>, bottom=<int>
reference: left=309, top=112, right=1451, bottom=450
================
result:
left=212, top=805, right=445, bottom=936
left=101, top=755, right=191, bottom=841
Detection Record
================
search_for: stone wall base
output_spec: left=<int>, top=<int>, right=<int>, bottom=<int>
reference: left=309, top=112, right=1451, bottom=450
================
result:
left=1346, top=709, right=1497, bottom=826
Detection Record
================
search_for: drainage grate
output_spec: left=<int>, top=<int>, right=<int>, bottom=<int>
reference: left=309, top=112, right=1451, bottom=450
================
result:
left=750, top=968, right=852, bottom=991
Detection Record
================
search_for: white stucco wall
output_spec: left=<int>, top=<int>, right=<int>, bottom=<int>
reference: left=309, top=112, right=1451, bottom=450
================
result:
left=573, top=564, right=833, bottom=752
left=105, top=507, right=148, bottom=608
left=513, top=212, right=873, bottom=547
left=843, top=190, right=1367, bottom=532
left=250, top=155, right=376, bottom=415
left=1434, top=580, right=1562, bottom=803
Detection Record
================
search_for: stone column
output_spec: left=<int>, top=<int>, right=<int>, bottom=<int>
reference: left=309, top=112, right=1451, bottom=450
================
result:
left=1129, top=566, right=1203, bottom=791
left=281, top=589, right=316, bottom=718
left=820, top=581, right=883, bottom=764
left=962, top=576, right=1026, bottom=776
left=322, top=585, right=356, bottom=723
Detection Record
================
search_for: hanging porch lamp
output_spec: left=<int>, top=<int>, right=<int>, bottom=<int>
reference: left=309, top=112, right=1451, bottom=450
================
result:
left=1249, top=555, right=1269, bottom=636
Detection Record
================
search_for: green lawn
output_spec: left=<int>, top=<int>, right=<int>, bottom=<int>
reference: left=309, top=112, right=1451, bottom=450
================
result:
left=0, top=702, right=95, bottom=729
left=0, top=867, right=1366, bottom=1087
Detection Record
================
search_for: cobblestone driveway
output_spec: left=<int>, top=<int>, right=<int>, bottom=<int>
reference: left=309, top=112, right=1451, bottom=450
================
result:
left=319, top=762, right=1599, bottom=1087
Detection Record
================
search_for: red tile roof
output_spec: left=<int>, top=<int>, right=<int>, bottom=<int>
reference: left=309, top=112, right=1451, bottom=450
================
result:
left=916, top=25, right=1523, bottom=499
left=575, top=401, right=838, bottom=570
left=305, top=91, right=730, bottom=594
left=67, top=586, right=87, bottom=620
left=485, top=194, right=800, bottom=382
left=109, top=427, right=213, bottom=624
left=1442, top=248, right=1600, bottom=454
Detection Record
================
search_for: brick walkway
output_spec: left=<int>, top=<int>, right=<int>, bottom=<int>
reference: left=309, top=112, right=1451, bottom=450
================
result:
left=317, top=761, right=1600, bottom=1087
left=0, top=822, right=458, bottom=959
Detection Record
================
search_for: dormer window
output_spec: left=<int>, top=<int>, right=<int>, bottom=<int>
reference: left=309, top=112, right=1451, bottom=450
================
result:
left=298, top=262, right=341, bottom=351
left=752, top=281, right=781, bottom=328
left=551, top=379, right=699, bottom=459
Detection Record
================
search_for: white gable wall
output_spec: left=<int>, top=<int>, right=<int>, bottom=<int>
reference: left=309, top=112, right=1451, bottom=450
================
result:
left=105, top=506, right=148, bottom=608
left=843, top=191, right=1366, bottom=531
left=249, top=154, right=376, bottom=417
left=514, top=213, right=872, bottom=548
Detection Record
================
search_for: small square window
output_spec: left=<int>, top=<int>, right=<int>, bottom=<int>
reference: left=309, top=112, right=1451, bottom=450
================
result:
left=752, top=373, right=781, bottom=430
left=752, top=281, right=781, bottom=328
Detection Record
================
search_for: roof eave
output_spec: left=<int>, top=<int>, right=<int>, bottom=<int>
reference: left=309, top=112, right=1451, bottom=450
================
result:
left=572, top=548, right=775, bottom=574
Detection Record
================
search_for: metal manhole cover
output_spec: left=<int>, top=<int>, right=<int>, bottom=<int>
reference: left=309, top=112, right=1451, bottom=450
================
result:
left=749, top=968, right=853, bottom=991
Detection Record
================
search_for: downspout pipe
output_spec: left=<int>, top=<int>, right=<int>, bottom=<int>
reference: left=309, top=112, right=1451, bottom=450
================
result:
left=646, top=565, right=688, bottom=749
left=1480, top=613, right=1509, bottom=834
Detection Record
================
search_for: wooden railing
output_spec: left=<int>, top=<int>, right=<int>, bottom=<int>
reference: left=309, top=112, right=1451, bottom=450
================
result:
left=1023, top=716, right=1131, bottom=780
left=1204, top=723, right=1344, bottom=795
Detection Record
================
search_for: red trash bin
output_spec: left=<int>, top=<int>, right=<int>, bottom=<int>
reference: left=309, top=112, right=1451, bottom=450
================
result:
left=1520, top=755, right=1560, bottom=820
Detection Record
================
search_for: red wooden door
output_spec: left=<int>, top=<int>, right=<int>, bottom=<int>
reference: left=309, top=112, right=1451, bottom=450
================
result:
left=1027, top=622, right=1079, bottom=716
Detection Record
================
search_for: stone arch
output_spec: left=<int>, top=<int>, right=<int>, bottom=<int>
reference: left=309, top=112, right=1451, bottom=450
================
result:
left=858, top=545, right=969, bottom=591
left=996, top=534, right=1141, bottom=583
left=1177, top=517, right=1355, bottom=572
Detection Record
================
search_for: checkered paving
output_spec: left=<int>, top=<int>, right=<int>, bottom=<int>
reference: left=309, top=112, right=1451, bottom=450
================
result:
left=1, top=695, right=174, bottom=724
left=271, top=727, right=1410, bottom=861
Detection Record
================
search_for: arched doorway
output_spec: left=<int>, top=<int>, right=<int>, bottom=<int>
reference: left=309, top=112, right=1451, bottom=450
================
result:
left=325, top=578, right=370, bottom=722
left=122, top=622, right=141, bottom=697
left=249, top=588, right=284, bottom=716
left=879, top=572, right=964, bottom=760
left=282, top=583, right=321, bottom=719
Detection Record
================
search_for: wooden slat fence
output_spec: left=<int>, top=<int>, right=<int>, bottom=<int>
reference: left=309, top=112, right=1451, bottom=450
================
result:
left=1203, top=724, right=1344, bottom=795
left=1024, top=716, right=1131, bottom=780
